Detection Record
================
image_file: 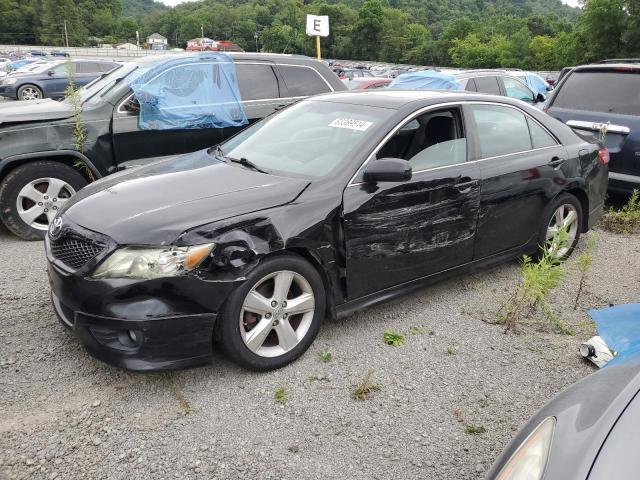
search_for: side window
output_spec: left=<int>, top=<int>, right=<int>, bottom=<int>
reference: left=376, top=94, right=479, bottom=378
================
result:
left=235, top=63, right=279, bottom=101
left=527, top=117, right=557, bottom=149
left=51, top=64, right=68, bottom=75
left=376, top=108, right=467, bottom=171
left=278, top=65, right=331, bottom=97
left=470, top=105, right=532, bottom=158
left=503, top=76, right=534, bottom=102
left=75, top=62, right=93, bottom=74
left=474, top=76, right=501, bottom=95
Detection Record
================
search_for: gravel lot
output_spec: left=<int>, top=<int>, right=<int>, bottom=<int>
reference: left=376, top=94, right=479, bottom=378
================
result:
left=1, top=225, right=639, bottom=480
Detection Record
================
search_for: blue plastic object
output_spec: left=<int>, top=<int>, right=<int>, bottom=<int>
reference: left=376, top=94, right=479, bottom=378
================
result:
left=128, top=53, right=248, bottom=131
left=388, top=70, right=461, bottom=90
left=521, top=72, right=549, bottom=96
left=589, top=304, right=640, bottom=366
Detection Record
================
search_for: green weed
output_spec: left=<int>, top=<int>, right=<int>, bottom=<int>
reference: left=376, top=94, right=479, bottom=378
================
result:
left=602, top=189, right=640, bottom=234
left=352, top=369, right=380, bottom=401
left=383, top=330, right=405, bottom=346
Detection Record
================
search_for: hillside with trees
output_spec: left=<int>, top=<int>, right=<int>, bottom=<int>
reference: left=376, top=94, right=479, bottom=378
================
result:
left=0, top=0, right=638, bottom=70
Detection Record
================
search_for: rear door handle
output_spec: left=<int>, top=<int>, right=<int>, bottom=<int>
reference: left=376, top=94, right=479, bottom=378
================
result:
left=453, top=177, right=477, bottom=194
left=548, top=157, right=566, bottom=169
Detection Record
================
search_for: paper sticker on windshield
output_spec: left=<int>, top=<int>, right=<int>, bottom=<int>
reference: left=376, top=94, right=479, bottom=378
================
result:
left=329, top=118, right=373, bottom=131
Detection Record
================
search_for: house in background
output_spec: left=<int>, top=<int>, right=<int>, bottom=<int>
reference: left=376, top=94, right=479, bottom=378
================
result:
left=186, top=37, right=243, bottom=52
left=146, top=33, right=168, bottom=50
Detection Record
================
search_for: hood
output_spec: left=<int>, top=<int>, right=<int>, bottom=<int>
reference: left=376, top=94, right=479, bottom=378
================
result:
left=63, top=149, right=310, bottom=245
left=0, top=98, right=73, bottom=124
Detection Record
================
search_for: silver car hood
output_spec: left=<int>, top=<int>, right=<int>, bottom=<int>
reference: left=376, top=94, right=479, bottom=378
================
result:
left=0, top=98, right=73, bottom=124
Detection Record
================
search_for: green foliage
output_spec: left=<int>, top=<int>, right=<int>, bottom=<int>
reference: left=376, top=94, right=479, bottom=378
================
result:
left=602, top=190, right=640, bottom=234
left=274, top=386, right=288, bottom=404
left=318, top=349, right=333, bottom=363
left=497, top=227, right=572, bottom=335
left=409, top=326, right=425, bottom=335
left=63, top=59, right=87, bottom=153
left=383, top=330, right=405, bottom=346
left=352, top=369, right=380, bottom=401
left=574, top=233, right=596, bottom=309
left=446, top=346, right=456, bottom=355
left=464, top=424, right=486, bottom=434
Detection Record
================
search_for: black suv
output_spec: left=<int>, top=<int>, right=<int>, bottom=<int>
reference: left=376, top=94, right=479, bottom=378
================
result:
left=0, top=53, right=345, bottom=240
left=545, top=62, right=640, bottom=193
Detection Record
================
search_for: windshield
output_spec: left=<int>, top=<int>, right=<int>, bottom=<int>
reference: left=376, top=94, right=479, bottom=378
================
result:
left=74, top=62, right=137, bottom=104
left=218, top=100, right=394, bottom=178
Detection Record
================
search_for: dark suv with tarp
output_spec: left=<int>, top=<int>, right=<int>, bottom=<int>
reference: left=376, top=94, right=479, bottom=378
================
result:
left=545, top=62, right=640, bottom=194
left=0, top=53, right=345, bottom=240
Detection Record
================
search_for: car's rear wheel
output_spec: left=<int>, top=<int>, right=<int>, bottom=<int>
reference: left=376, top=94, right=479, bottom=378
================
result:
left=17, top=84, right=43, bottom=101
left=0, top=161, right=87, bottom=240
left=217, top=254, right=325, bottom=371
left=538, top=193, right=582, bottom=259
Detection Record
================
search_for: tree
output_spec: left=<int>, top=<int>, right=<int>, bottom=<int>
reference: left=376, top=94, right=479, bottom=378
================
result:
left=353, top=0, right=385, bottom=59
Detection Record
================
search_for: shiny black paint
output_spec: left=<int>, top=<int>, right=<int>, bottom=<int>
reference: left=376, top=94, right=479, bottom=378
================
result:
left=47, top=92, right=607, bottom=370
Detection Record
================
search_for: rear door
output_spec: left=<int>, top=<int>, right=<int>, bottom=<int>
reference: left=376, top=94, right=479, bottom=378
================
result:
left=547, top=68, right=640, bottom=184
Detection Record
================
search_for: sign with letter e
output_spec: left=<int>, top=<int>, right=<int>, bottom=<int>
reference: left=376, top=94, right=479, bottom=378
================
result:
left=306, top=15, right=330, bottom=37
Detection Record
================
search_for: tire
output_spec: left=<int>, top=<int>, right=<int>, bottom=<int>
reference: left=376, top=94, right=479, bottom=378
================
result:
left=217, top=253, right=325, bottom=371
left=536, top=192, right=583, bottom=259
left=0, top=161, right=87, bottom=240
left=17, top=84, right=43, bottom=101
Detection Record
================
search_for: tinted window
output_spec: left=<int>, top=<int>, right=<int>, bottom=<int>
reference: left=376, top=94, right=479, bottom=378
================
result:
left=279, top=65, right=331, bottom=97
left=503, top=76, right=534, bottom=102
left=463, top=78, right=477, bottom=92
left=75, top=62, right=96, bottom=74
left=527, top=117, right=557, bottom=149
left=474, top=76, right=501, bottom=95
left=235, top=63, right=279, bottom=101
left=552, top=70, right=640, bottom=115
left=471, top=105, right=532, bottom=157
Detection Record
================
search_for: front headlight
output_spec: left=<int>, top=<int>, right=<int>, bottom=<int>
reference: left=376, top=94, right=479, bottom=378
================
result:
left=92, top=244, right=214, bottom=279
left=2, top=77, right=17, bottom=85
left=496, top=417, right=555, bottom=480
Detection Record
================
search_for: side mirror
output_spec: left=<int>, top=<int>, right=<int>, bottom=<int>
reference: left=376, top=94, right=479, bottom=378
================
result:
left=363, top=158, right=412, bottom=183
left=48, top=70, right=54, bottom=76
left=536, top=93, right=546, bottom=103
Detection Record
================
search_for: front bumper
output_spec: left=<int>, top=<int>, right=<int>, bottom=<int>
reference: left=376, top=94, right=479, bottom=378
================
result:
left=0, top=84, right=17, bottom=98
left=46, top=236, right=238, bottom=371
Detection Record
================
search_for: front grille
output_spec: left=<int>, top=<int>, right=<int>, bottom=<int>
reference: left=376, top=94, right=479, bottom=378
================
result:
left=50, top=232, right=105, bottom=270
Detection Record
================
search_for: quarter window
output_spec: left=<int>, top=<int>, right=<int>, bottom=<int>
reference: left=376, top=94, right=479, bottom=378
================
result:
left=279, top=65, right=331, bottom=97
left=470, top=105, right=532, bottom=157
left=527, top=117, right=557, bottom=148
left=235, top=63, right=279, bottom=101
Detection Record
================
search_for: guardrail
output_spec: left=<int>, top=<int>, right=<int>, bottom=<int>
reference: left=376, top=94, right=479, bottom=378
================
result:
left=0, top=45, right=181, bottom=58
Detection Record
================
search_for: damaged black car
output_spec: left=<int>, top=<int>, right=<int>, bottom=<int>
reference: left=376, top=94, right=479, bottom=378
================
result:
left=46, top=90, right=608, bottom=371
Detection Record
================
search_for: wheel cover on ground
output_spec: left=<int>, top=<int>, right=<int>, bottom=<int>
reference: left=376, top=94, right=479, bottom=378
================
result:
left=546, top=203, right=579, bottom=257
left=20, top=87, right=41, bottom=100
left=239, top=270, right=315, bottom=358
left=16, top=177, right=75, bottom=231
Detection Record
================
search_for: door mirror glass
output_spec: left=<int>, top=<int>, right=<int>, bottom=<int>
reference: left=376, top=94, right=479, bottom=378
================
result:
left=364, top=158, right=412, bottom=183
left=536, top=92, right=546, bottom=103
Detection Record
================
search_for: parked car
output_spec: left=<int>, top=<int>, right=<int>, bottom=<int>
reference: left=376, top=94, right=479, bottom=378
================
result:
left=545, top=62, right=640, bottom=193
left=50, top=50, right=70, bottom=57
left=0, top=59, right=118, bottom=101
left=455, top=70, right=547, bottom=105
left=46, top=90, right=607, bottom=372
left=352, top=78, right=392, bottom=90
left=0, top=53, right=345, bottom=240
left=486, top=358, right=640, bottom=480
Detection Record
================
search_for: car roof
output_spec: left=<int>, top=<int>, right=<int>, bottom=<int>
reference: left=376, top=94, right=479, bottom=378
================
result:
left=309, top=89, right=520, bottom=109
left=129, top=52, right=320, bottom=67
left=573, top=62, right=640, bottom=71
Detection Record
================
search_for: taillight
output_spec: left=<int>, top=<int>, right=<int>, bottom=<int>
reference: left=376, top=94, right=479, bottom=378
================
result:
left=598, top=148, right=610, bottom=166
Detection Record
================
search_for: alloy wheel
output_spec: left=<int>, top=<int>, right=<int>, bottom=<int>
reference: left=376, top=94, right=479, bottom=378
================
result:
left=239, top=270, right=315, bottom=358
left=20, top=87, right=42, bottom=100
left=546, top=203, right=579, bottom=257
left=16, top=177, right=75, bottom=231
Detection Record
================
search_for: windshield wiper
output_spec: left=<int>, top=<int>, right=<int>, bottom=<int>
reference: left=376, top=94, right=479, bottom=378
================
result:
left=211, top=146, right=270, bottom=174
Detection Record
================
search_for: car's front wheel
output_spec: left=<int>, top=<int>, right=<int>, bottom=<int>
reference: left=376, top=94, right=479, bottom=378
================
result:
left=217, top=254, right=325, bottom=371
left=0, top=161, right=87, bottom=240
left=17, top=84, right=43, bottom=101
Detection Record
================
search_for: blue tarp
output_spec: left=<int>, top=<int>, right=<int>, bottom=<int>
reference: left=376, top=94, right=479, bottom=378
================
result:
left=128, top=53, right=248, bottom=130
left=387, top=70, right=461, bottom=90
left=521, top=72, right=549, bottom=96
left=589, top=304, right=640, bottom=367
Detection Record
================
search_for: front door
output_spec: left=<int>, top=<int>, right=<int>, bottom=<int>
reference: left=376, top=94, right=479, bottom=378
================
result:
left=342, top=106, right=481, bottom=299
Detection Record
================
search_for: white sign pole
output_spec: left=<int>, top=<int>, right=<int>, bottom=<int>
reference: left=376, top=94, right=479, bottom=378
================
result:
left=306, top=15, right=329, bottom=61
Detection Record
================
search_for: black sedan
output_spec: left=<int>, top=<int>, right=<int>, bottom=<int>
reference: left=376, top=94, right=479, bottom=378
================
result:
left=46, top=91, right=608, bottom=371
left=486, top=358, right=640, bottom=480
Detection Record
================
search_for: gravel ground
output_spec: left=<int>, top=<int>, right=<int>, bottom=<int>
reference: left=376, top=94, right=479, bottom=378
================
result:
left=1, top=226, right=639, bottom=480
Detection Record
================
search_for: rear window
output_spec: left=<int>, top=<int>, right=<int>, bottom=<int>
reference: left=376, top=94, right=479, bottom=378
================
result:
left=552, top=70, right=640, bottom=115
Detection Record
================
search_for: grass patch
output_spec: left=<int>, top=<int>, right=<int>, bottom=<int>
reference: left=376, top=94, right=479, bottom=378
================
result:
left=352, top=369, right=380, bottom=401
left=318, top=349, right=333, bottom=363
left=601, top=190, right=640, bottom=234
left=446, top=346, right=456, bottom=355
left=383, top=330, right=405, bottom=346
left=274, top=386, right=288, bottom=404
left=409, top=326, right=425, bottom=335
left=465, top=424, right=486, bottom=435
left=574, top=233, right=596, bottom=309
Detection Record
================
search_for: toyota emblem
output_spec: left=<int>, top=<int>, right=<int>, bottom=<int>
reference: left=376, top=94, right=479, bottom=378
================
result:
left=49, top=217, right=63, bottom=239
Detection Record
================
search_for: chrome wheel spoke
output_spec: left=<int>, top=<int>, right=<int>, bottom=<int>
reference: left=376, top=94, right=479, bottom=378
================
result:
left=243, top=290, right=272, bottom=316
left=274, top=319, right=298, bottom=351
left=245, top=317, right=274, bottom=352
left=273, top=271, right=294, bottom=302
left=546, top=226, right=559, bottom=241
left=285, top=292, right=314, bottom=316
left=45, top=209, right=57, bottom=223
left=19, top=205, right=44, bottom=226
left=562, top=210, right=577, bottom=230
left=46, top=178, right=68, bottom=198
left=18, top=184, right=43, bottom=203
